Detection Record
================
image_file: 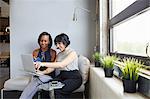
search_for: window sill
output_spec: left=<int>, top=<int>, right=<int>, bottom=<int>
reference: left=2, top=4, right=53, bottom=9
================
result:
left=89, top=67, right=148, bottom=99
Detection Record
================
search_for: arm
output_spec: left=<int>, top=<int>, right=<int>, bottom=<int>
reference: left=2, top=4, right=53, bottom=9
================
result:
left=32, top=48, right=39, bottom=59
left=37, top=67, right=55, bottom=75
left=32, top=49, right=39, bottom=68
left=50, top=49, right=57, bottom=62
left=40, top=51, right=77, bottom=69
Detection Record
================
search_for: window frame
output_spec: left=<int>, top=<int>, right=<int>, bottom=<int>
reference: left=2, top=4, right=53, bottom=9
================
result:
left=109, top=0, right=150, bottom=65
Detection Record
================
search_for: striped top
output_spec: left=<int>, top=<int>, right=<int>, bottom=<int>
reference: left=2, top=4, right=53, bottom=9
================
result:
left=56, top=47, right=79, bottom=71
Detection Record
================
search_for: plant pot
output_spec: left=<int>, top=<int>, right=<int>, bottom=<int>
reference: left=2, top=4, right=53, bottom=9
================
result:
left=95, top=61, right=100, bottom=67
left=104, top=68, right=114, bottom=77
left=123, top=79, right=137, bottom=93
left=138, top=74, right=150, bottom=97
left=114, top=65, right=123, bottom=79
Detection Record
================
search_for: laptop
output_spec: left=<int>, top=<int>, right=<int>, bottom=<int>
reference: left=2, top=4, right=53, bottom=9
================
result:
left=21, top=54, right=43, bottom=76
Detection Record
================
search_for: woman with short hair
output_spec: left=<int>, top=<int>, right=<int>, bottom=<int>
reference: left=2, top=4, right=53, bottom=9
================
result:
left=36, top=33, right=82, bottom=99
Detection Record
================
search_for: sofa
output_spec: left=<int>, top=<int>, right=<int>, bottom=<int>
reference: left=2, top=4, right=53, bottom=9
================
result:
left=1, top=55, right=91, bottom=99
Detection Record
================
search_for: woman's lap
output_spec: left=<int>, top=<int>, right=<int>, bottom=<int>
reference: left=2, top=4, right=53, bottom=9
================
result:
left=54, top=70, right=82, bottom=95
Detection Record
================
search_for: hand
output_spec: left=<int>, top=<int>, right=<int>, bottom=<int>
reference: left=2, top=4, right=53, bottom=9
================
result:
left=36, top=70, right=44, bottom=75
left=34, top=62, right=41, bottom=70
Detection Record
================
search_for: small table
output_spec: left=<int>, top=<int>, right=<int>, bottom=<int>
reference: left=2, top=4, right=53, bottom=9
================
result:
left=39, top=81, right=65, bottom=99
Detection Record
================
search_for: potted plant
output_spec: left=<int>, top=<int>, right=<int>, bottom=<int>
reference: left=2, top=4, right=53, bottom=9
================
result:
left=101, top=55, right=118, bottom=77
left=92, top=52, right=101, bottom=67
left=138, top=65, right=150, bottom=97
left=120, top=58, right=142, bottom=93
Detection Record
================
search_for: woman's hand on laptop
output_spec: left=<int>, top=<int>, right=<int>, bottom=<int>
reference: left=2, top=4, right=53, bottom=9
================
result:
left=34, top=62, right=41, bottom=69
left=35, top=69, right=44, bottom=75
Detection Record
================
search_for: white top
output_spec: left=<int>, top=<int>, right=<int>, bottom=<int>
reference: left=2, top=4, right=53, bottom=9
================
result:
left=56, top=47, right=79, bottom=71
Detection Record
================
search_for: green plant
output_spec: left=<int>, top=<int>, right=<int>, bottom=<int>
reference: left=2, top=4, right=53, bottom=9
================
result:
left=92, top=52, right=101, bottom=62
left=141, top=65, right=150, bottom=70
left=101, top=55, right=118, bottom=69
left=121, top=58, right=143, bottom=81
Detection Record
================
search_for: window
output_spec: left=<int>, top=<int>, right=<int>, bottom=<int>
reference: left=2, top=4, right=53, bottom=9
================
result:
left=111, top=0, right=136, bottom=17
left=109, top=0, right=150, bottom=57
left=113, top=10, right=150, bottom=56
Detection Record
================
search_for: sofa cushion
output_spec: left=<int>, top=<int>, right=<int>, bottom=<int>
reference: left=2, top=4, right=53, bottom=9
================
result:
left=72, top=55, right=90, bottom=93
left=78, top=55, right=90, bottom=84
left=4, top=77, right=31, bottom=91
left=73, top=83, right=85, bottom=92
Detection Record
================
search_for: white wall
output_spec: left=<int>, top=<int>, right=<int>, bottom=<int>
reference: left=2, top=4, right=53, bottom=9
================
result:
left=10, top=0, right=96, bottom=78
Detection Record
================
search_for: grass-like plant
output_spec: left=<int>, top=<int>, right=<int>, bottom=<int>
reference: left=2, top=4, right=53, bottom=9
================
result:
left=92, top=52, right=101, bottom=62
left=121, top=58, right=143, bottom=81
left=101, top=55, right=118, bottom=69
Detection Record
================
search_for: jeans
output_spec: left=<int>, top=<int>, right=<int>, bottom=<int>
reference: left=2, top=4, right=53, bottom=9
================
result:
left=19, top=75, right=52, bottom=99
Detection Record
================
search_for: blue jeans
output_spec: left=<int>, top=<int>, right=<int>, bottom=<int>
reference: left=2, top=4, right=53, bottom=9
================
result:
left=19, top=75, right=52, bottom=99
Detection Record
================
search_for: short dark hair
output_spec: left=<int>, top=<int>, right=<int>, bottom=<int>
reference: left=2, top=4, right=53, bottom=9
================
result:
left=38, top=32, right=53, bottom=48
left=54, top=33, right=70, bottom=47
